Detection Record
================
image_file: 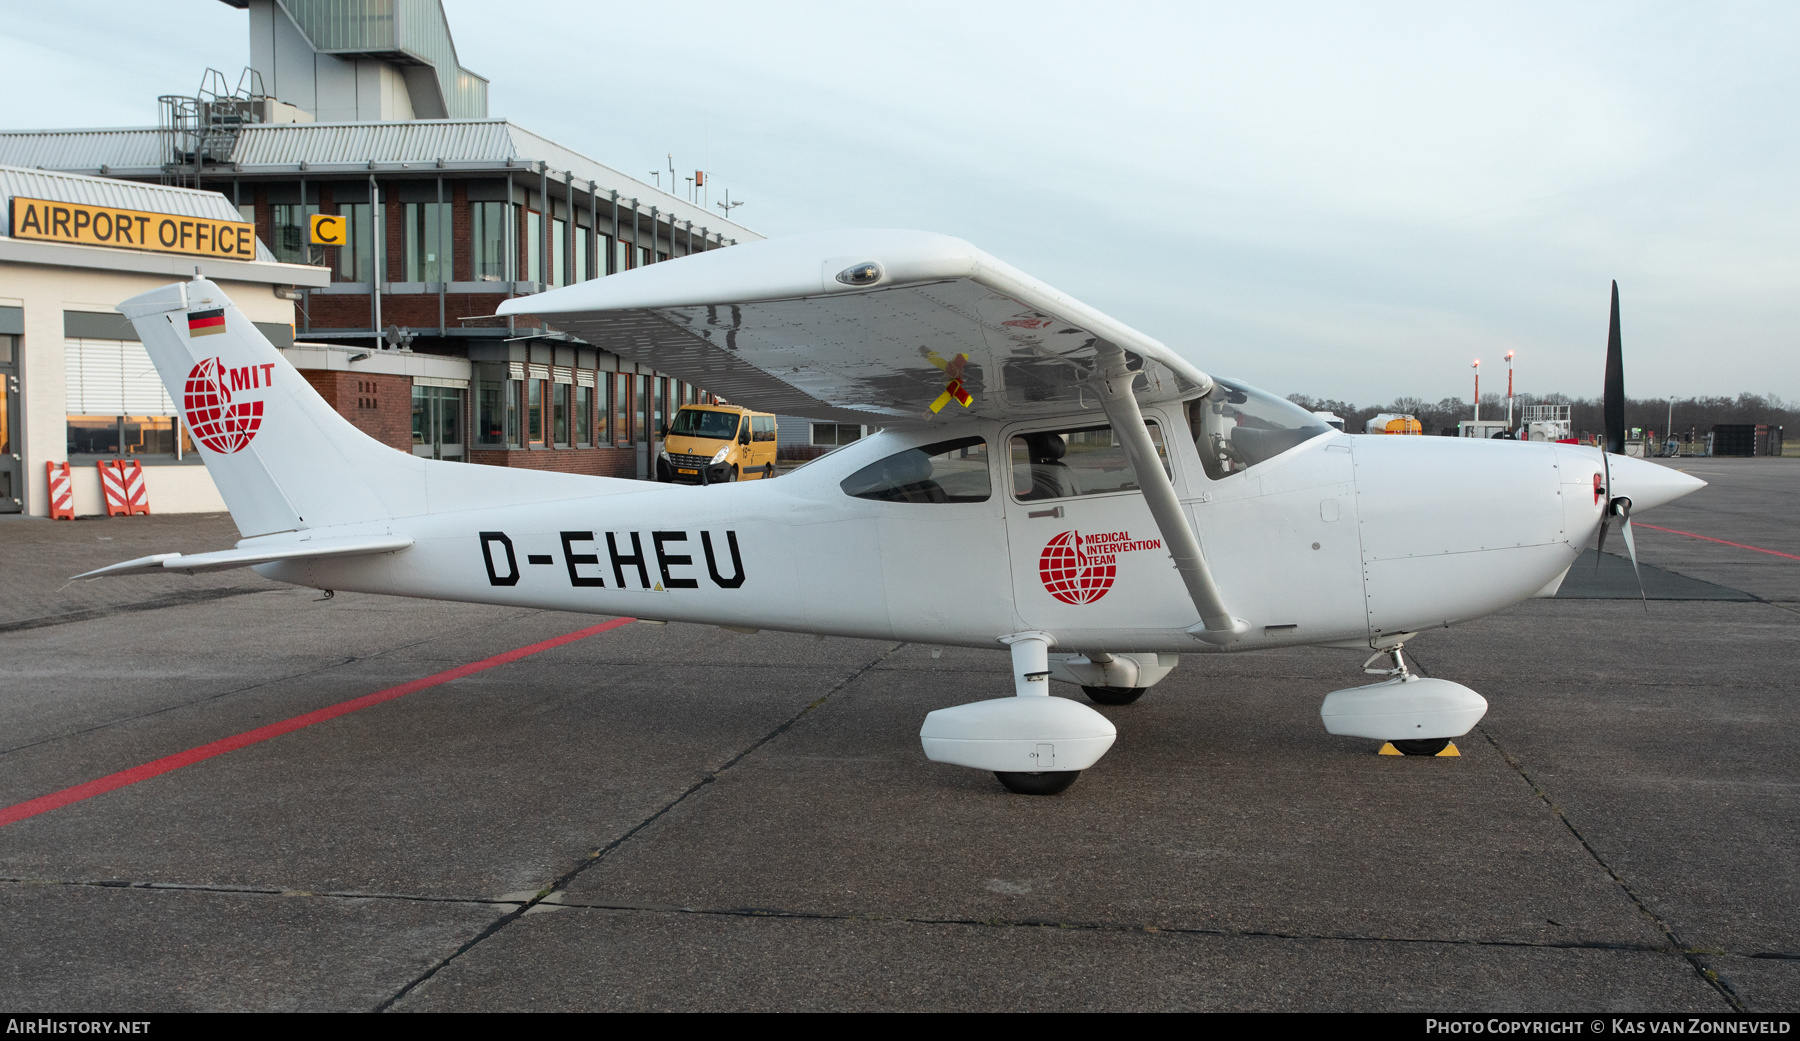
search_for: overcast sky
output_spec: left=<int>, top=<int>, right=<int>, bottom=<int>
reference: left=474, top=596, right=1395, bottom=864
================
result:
left=5, top=1, right=1796, bottom=404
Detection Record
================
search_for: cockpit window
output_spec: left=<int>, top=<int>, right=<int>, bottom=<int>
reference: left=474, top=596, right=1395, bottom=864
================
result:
left=1011, top=423, right=1167, bottom=501
left=841, top=437, right=991, bottom=503
left=1189, top=378, right=1331, bottom=479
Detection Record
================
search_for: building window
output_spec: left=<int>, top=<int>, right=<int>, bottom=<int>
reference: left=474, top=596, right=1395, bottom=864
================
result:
left=639, top=245, right=652, bottom=268
left=812, top=423, right=864, bottom=447
left=612, top=373, right=629, bottom=444
left=404, top=202, right=451, bottom=282
left=553, top=381, right=570, bottom=445
left=573, top=226, right=589, bottom=284
left=412, top=385, right=465, bottom=461
left=526, top=211, right=542, bottom=285
left=476, top=375, right=510, bottom=445
left=68, top=415, right=191, bottom=459
left=574, top=383, right=592, bottom=445
left=527, top=378, right=543, bottom=445
left=271, top=204, right=318, bottom=264
left=635, top=375, right=649, bottom=443
left=592, top=379, right=609, bottom=444
left=335, top=203, right=373, bottom=282
left=551, top=219, right=567, bottom=286
left=65, top=339, right=193, bottom=462
left=470, top=202, right=510, bottom=281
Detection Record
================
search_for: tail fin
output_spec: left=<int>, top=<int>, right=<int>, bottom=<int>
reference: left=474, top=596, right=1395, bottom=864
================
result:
left=121, top=278, right=428, bottom=537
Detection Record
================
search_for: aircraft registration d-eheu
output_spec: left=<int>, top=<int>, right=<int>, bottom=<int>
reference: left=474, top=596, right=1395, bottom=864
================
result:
left=91, top=230, right=1702, bottom=795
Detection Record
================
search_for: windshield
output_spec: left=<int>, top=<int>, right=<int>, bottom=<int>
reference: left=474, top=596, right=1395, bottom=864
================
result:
left=669, top=408, right=741, bottom=440
left=1189, top=378, right=1331, bottom=479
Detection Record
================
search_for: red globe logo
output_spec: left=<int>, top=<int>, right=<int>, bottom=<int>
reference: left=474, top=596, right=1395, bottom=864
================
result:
left=1038, top=530, right=1116, bottom=605
left=183, top=357, right=263, bottom=454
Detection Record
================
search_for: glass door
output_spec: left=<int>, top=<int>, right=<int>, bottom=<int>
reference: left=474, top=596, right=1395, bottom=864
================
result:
left=0, top=336, right=17, bottom=512
left=411, top=385, right=466, bottom=461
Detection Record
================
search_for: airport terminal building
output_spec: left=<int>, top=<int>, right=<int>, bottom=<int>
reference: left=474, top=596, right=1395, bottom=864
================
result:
left=0, top=0, right=762, bottom=516
left=0, top=167, right=329, bottom=516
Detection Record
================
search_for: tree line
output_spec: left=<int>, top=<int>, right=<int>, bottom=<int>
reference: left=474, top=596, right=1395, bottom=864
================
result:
left=1284, top=392, right=1796, bottom=440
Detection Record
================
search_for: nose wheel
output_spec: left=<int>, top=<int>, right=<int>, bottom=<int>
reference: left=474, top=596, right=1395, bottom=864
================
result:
left=995, top=770, right=1081, bottom=795
left=1390, top=738, right=1452, bottom=756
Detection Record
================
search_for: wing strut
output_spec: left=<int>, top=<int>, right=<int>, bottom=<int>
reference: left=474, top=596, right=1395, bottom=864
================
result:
left=1095, top=350, right=1250, bottom=646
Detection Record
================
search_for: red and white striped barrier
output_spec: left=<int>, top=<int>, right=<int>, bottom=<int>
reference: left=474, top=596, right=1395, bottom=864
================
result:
left=97, top=459, right=150, bottom=517
left=44, top=461, right=74, bottom=520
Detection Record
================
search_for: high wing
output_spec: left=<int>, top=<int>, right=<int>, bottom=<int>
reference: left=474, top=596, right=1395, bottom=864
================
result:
left=495, top=229, right=1211, bottom=424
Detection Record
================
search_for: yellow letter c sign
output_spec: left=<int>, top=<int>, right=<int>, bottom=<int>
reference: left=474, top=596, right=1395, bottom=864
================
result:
left=309, top=213, right=347, bottom=247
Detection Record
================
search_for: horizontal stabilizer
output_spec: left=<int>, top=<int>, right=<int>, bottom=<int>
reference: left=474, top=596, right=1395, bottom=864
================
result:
left=74, top=534, right=413, bottom=580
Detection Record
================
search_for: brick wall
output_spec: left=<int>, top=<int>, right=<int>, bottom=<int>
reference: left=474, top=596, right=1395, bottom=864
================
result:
left=370, top=295, right=442, bottom=328
left=308, top=295, right=376, bottom=330
left=469, top=446, right=637, bottom=478
left=452, top=181, right=471, bottom=282
left=305, top=292, right=509, bottom=332
left=300, top=370, right=414, bottom=452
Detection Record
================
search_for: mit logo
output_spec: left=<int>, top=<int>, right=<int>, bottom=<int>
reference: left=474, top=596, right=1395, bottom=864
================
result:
left=183, top=357, right=273, bottom=454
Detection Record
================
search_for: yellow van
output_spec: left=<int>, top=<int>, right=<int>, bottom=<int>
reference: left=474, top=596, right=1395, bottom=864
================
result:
left=657, top=404, right=778, bottom=483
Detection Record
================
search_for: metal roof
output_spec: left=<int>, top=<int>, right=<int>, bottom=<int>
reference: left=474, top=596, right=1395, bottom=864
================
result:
left=0, top=165, right=277, bottom=261
left=229, top=119, right=512, bottom=165
left=0, top=129, right=166, bottom=172
left=0, top=120, right=760, bottom=241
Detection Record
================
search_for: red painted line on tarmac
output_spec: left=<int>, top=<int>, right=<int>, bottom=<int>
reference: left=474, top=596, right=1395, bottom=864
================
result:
left=0, top=616, right=637, bottom=829
left=1634, top=523, right=1800, bottom=562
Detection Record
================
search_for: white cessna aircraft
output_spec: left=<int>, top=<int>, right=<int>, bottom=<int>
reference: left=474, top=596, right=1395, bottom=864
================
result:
left=88, top=231, right=1700, bottom=795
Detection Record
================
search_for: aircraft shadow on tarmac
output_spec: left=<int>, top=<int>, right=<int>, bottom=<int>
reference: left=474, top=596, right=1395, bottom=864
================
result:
left=1555, top=549, right=1756, bottom=601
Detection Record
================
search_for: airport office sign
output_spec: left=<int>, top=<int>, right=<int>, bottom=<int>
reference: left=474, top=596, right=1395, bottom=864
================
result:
left=9, top=198, right=257, bottom=260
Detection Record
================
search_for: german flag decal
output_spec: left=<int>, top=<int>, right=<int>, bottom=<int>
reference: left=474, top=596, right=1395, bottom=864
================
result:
left=187, top=309, right=226, bottom=337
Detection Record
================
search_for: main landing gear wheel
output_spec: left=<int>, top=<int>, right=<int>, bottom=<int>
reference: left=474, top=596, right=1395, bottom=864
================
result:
left=1081, top=685, right=1146, bottom=706
left=995, top=771, right=1081, bottom=795
left=1392, top=738, right=1451, bottom=756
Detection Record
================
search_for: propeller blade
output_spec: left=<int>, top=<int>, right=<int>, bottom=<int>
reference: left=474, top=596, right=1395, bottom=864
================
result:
left=1604, top=280, right=1625, bottom=456
left=1615, top=497, right=1648, bottom=612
